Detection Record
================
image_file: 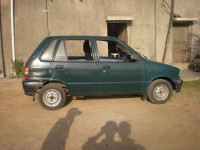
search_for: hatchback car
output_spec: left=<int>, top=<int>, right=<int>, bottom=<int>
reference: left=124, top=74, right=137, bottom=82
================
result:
left=22, top=36, right=183, bottom=110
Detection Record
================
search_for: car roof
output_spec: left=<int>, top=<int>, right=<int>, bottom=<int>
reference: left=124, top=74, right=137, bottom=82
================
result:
left=47, top=36, right=118, bottom=41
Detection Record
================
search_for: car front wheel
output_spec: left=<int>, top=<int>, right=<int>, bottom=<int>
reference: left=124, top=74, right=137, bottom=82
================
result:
left=147, top=79, right=173, bottom=104
left=38, top=84, right=66, bottom=110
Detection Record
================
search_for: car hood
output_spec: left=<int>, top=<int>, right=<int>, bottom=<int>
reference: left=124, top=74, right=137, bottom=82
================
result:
left=144, top=60, right=180, bottom=80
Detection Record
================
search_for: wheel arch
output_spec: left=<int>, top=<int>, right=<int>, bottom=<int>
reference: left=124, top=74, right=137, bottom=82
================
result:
left=149, top=77, right=175, bottom=91
left=38, top=80, right=70, bottom=94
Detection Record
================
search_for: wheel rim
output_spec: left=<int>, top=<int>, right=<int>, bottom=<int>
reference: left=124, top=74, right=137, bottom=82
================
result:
left=43, top=89, right=62, bottom=107
left=153, top=84, right=169, bottom=101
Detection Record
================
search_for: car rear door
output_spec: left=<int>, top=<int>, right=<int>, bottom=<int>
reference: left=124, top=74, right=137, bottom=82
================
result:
left=51, top=38, right=99, bottom=95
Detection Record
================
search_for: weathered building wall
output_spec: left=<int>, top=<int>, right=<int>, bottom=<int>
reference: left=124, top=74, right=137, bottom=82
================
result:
left=0, top=1, right=4, bottom=78
left=48, top=0, right=156, bottom=60
left=15, top=0, right=47, bottom=60
left=155, top=0, right=173, bottom=63
left=1, top=0, right=47, bottom=75
left=1, top=0, right=12, bottom=76
left=0, top=0, right=199, bottom=76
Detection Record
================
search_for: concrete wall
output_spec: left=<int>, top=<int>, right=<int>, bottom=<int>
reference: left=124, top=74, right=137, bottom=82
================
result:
left=1, top=0, right=47, bottom=76
left=155, top=0, right=172, bottom=63
left=0, top=0, right=4, bottom=78
left=0, top=0, right=199, bottom=76
left=48, top=0, right=156, bottom=60
left=1, top=0, right=12, bottom=76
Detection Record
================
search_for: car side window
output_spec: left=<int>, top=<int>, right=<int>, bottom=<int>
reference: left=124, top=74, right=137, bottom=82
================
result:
left=54, top=41, right=68, bottom=61
left=54, top=40, right=93, bottom=62
left=40, top=40, right=57, bottom=61
left=96, top=40, right=139, bottom=62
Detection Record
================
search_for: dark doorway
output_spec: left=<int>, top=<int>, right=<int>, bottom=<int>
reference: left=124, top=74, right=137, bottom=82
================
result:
left=107, top=23, right=128, bottom=55
left=107, top=23, right=127, bottom=43
left=173, top=23, right=190, bottom=63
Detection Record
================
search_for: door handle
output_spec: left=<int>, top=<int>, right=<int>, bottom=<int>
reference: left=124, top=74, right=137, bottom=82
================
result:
left=55, top=65, right=64, bottom=69
left=103, top=65, right=110, bottom=69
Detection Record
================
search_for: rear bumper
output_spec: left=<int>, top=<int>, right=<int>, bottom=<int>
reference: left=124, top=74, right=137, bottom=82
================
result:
left=173, top=79, right=183, bottom=92
left=22, top=80, right=44, bottom=96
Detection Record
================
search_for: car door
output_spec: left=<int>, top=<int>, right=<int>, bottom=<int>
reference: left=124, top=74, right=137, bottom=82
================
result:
left=95, top=39, right=145, bottom=94
left=51, top=38, right=99, bottom=95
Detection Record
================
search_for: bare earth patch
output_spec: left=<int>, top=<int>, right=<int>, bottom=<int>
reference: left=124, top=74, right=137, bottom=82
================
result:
left=0, top=79, right=200, bottom=150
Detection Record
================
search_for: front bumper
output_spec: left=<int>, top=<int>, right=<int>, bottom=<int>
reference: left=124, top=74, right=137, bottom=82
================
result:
left=22, top=80, right=44, bottom=96
left=173, top=79, right=183, bottom=92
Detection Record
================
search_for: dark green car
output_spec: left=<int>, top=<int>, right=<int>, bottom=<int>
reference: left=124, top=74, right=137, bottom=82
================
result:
left=22, top=36, right=183, bottom=110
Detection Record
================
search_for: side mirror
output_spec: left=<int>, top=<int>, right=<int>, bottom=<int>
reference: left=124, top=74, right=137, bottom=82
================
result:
left=131, top=54, right=140, bottom=61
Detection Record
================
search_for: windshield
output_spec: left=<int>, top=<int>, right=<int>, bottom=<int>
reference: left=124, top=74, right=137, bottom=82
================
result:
left=135, top=51, right=148, bottom=59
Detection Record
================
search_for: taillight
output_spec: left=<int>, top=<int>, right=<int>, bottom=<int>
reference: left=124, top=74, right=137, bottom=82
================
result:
left=24, top=67, right=29, bottom=80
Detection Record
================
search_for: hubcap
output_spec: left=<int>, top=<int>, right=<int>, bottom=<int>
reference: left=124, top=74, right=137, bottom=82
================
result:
left=153, top=84, right=169, bottom=101
left=43, top=89, right=61, bottom=107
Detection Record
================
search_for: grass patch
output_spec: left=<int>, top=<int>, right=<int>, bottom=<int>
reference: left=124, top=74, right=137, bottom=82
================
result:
left=183, top=80, right=200, bottom=90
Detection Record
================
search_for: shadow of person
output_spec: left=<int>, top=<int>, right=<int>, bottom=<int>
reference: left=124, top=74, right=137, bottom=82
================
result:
left=82, top=121, right=118, bottom=150
left=41, top=108, right=82, bottom=150
left=117, top=121, right=145, bottom=150
left=83, top=121, right=145, bottom=150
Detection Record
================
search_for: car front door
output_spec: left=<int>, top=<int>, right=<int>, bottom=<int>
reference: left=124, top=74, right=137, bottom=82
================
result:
left=95, top=39, right=145, bottom=94
left=51, top=38, right=99, bottom=95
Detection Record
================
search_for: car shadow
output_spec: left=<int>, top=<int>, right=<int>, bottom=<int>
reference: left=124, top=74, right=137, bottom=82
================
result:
left=82, top=121, right=146, bottom=150
left=63, top=95, right=73, bottom=107
left=62, top=94, right=147, bottom=109
left=74, top=94, right=144, bottom=101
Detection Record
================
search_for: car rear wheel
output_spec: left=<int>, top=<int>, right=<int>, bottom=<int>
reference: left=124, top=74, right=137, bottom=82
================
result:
left=38, top=84, right=66, bottom=110
left=147, top=79, right=173, bottom=104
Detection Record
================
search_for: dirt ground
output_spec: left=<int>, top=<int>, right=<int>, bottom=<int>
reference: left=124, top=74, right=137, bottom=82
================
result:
left=0, top=79, right=200, bottom=150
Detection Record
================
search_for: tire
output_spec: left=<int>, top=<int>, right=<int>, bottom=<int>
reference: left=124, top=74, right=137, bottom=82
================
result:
left=147, top=79, right=173, bottom=104
left=38, top=84, right=66, bottom=110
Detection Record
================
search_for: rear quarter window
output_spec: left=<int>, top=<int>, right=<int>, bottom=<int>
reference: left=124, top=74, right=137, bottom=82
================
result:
left=40, top=40, right=57, bottom=61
